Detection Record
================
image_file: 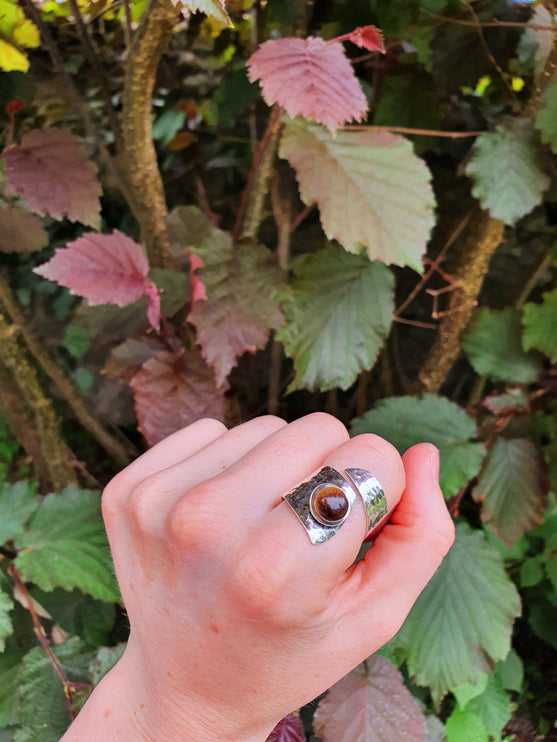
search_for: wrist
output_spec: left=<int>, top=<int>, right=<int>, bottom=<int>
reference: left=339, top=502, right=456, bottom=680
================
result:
left=61, top=646, right=272, bottom=742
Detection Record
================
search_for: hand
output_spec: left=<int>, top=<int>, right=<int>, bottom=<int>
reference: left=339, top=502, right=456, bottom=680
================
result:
left=61, top=413, right=454, bottom=742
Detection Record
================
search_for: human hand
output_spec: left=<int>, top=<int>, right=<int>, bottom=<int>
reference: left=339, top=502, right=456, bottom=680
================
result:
left=61, top=413, right=454, bottom=742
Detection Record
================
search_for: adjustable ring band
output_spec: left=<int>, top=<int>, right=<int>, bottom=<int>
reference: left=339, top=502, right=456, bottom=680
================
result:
left=345, top=468, right=388, bottom=538
left=283, top=466, right=388, bottom=544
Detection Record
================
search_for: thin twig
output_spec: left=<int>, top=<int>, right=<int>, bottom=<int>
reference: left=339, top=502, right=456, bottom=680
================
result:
left=393, top=316, right=438, bottom=330
left=122, top=0, right=133, bottom=48
left=67, top=0, right=122, bottom=143
left=422, top=10, right=556, bottom=33
left=516, top=251, right=553, bottom=308
left=9, top=566, right=91, bottom=721
left=394, top=211, right=472, bottom=319
left=290, top=202, right=316, bottom=232
left=339, top=125, right=485, bottom=138
left=464, top=1, right=519, bottom=110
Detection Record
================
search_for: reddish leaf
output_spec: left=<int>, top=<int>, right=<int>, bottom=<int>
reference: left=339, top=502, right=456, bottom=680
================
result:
left=345, top=25, right=385, bottom=53
left=104, top=338, right=166, bottom=382
left=34, top=231, right=161, bottom=331
left=5, top=99, right=24, bottom=115
left=266, top=713, right=305, bottom=742
left=313, top=658, right=426, bottom=742
left=129, top=349, right=225, bottom=446
left=188, top=230, right=284, bottom=386
left=190, top=253, right=207, bottom=302
left=3, top=128, right=101, bottom=228
left=0, top=202, right=47, bottom=253
left=247, top=37, right=368, bottom=134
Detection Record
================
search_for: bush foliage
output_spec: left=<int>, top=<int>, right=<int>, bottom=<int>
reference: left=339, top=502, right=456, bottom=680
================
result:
left=0, top=0, right=556, bottom=740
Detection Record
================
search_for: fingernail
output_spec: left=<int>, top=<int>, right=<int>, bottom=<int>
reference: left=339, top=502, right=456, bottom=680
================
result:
left=429, top=446, right=440, bottom=486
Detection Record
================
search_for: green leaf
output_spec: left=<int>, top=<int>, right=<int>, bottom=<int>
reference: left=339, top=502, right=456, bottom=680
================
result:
left=462, top=308, right=541, bottom=384
left=0, top=587, right=14, bottom=652
left=0, top=650, right=24, bottom=726
left=468, top=676, right=512, bottom=741
left=277, top=244, right=394, bottom=392
left=472, top=438, right=546, bottom=548
left=351, top=395, right=484, bottom=497
left=0, top=481, right=39, bottom=545
left=14, top=486, right=120, bottom=602
left=535, top=84, right=557, bottom=153
left=445, top=706, right=488, bottom=742
left=452, top=675, right=488, bottom=709
left=465, top=119, right=550, bottom=225
left=181, top=0, right=230, bottom=25
left=529, top=600, right=557, bottom=649
left=88, top=643, right=126, bottom=685
left=519, top=556, right=545, bottom=588
left=373, top=73, right=441, bottom=132
left=189, top=231, right=285, bottom=386
left=15, top=637, right=93, bottom=742
left=495, top=649, right=523, bottom=693
left=279, top=118, right=436, bottom=272
left=392, top=524, right=521, bottom=702
left=62, top=325, right=90, bottom=359
left=522, top=288, right=557, bottom=363
left=30, top=588, right=116, bottom=647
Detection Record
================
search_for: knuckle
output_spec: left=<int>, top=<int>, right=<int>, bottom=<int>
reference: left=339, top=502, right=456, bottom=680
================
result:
left=164, top=482, right=222, bottom=551
left=305, top=412, right=349, bottom=443
left=127, top=477, right=159, bottom=536
left=194, top=417, right=228, bottom=436
left=353, top=434, right=402, bottom=467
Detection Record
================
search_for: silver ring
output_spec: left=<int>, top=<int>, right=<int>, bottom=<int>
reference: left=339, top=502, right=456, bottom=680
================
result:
left=283, top=466, right=388, bottom=544
left=345, top=468, right=388, bottom=538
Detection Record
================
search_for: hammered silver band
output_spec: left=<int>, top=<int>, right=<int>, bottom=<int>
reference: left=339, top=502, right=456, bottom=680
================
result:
left=283, top=466, right=388, bottom=544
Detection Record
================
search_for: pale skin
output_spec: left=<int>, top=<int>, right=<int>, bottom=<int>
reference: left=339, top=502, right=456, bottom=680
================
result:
left=60, top=413, right=455, bottom=742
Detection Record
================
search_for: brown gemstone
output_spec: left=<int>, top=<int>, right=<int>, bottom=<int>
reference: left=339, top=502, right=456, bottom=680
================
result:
left=311, top=485, right=349, bottom=525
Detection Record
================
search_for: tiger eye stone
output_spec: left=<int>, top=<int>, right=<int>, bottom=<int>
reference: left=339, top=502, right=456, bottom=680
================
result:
left=310, top=485, right=349, bottom=525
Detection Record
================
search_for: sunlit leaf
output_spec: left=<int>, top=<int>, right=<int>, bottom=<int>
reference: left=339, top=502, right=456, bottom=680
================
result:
left=313, top=658, right=426, bottom=742
left=248, top=38, right=368, bottom=134
left=465, top=119, right=549, bottom=225
left=522, top=288, right=557, bottom=362
left=392, top=524, right=521, bottom=702
left=129, top=349, right=225, bottom=446
left=277, top=244, right=394, bottom=392
left=180, top=0, right=230, bottom=25
left=14, top=486, right=121, bottom=602
left=351, top=395, right=484, bottom=497
left=279, top=118, right=435, bottom=271
left=472, top=438, right=546, bottom=548
left=462, top=308, right=541, bottom=384
left=467, top=675, right=512, bottom=740
left=3, top=128, right=102, bottom=228
left=189, top=231, right=284, bottom=386
left=34, top=231, right=161, bottom=331
left=0, top=0, right=39, bottom=73
left=445, top=706, right=488, bottom=742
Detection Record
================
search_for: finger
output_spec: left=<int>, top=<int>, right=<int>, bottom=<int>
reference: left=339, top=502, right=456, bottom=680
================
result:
left=106, top=418, right=227, bottom=501
left=126, top=415, right=287, bottom=538
left=226, top=434, right=405, bottom=619
left=335, top=443, right=455, bottom=655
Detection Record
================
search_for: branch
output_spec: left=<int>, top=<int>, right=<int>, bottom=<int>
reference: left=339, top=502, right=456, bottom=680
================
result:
left=0, top=271, right=135, bottom=468
left=233, top=105, right=282, bottom=241
left=121, top=0, right=179, bottom=268
left=0, top=312, right=77, bottom=491
left=422, top=10, right=556, bottom=32
left=339, top=125, right=485, bottom=138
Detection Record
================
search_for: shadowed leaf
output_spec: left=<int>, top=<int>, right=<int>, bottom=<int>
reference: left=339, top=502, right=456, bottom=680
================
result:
left=248, top=37, right=368, bottom=134
left=535, top=83, right=557, bottom=153
left=472, top=438, right=546, bottom=548
left=522, top=288, right=557, bottom=362
left=465, top=119, right=549, bottom=225
left=130, top=349, right=225, bottom=446
left=279, top=119, right=435, bottom=271
left=313, top=658, right=426, bottom=742
left=3, top=128, right=101, bottom=228
left=0, top=203, right=47, bottom=253
left=189, top=231, right=284, bottom=386
left=462, top=308, right=541, bottom=384
left=265, top=713, right=305, bottom=742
